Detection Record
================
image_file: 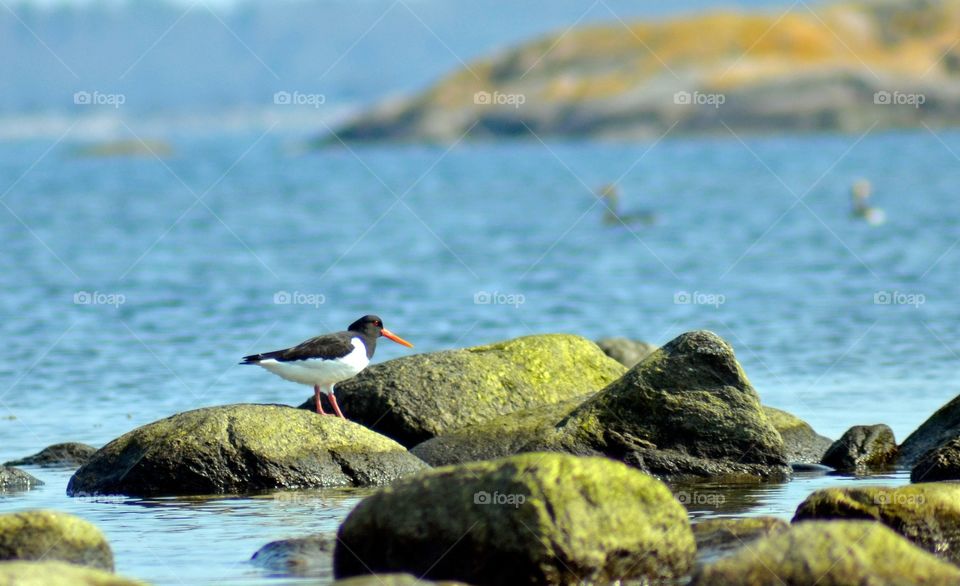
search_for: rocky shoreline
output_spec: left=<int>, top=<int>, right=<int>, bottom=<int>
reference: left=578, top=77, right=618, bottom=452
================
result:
left=5, top=329, right=960, bottom=584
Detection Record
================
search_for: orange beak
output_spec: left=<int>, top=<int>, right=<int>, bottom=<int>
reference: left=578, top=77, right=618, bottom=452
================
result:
left=381, top=328, right=414, bottom=348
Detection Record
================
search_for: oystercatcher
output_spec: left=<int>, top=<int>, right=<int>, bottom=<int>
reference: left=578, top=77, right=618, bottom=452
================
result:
left=240, top=315, right=413, bottom=418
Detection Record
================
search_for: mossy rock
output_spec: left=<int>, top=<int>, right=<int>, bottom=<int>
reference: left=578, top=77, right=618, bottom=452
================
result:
left=692, top=520, right=960, bottom=585
left=0, top=561, right=144, bottom=585
left=0, top=466, right=42, bottom=491
left=692, top=517, right=789, bottom=564
left=820, top=424, right=897, bottom=472
left=334, top=575, right=469, bottom=586
left=67, top=404, right=427, bottom=497
left=0, top=510, right=113, bottom=571
left=6, top=443, right=97, bottom=468
left=912, top=437, right=960, bottom=482
left=413, top=331, right=789, bottom=480
left=793, top=483, right=960, bottom=564
left=334, top=453, right=695, bottom=585
left=251, top=534, right=334, bottom=577
left=900, top=393, right=960, bottom=465
left=763, top=406, right=833, bottom=464
left=594, top=337, right=657, bottom=367
left=300, top=334, right=626, bottom=447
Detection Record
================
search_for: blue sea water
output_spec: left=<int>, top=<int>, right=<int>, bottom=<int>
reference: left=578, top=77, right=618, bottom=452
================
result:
left=0, top=127, right=957, bottom=583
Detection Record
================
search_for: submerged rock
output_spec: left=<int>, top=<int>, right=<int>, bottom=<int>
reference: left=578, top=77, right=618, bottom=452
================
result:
left=900, top=393, right=960, bottom=465
left=5, top=443, right=97, bottom=468
left=793, top=483, right=960, bottom=564
left=820, top=424, right=897, bottom=472
left=300, top=334, right=626, bottom=447
left=251, top=535, right=334, bottom=576
left=762, top=406, right=833, bottom=464
left=0, top=561, right=144, bottom=585
left=67, top=404, right=427, bottom=497
left=912, top=437, right=960, bottom=482
left=594, top=337, right=656, bottom=368
left=0, top=466, right=43, bottom=491
left=334, top=453, right=695, bottom=585
left=692, top=517, right=789, bottom=564
left=0, top=510, right=113, bottom=571
left=412, top=331, right=789, bottom=480
left=691, top=520, right=960, bottom=585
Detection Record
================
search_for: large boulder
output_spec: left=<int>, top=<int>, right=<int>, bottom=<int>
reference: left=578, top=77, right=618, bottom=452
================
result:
left=6, top=443, right=97, bottom=468
left=300, top=334, right=626, bottom=447
left=0, top=466, right=42, bottom=491
left=251, top=535, right=334, bottom=577
left=820, top=424, right=897, bottom=472
left=0, top=561, right=144, bottom=585
left=412, top=331, right=790, bottom=480
left=912, top=437, right=960, bottom=482
left=691, top=520, right=960, bottom=585
left=762, top=406, right=833, bottom=464
left=899, top=393, right=960, bottom=465
left=594, top=337, right=657, bottom=368
left=0, top=510, right=113, bottom=571
left=334, top=453, right=695, bottom=585
left=793, top=483, right=960, bottom=564
left=67, top=404, right=427, bottom=497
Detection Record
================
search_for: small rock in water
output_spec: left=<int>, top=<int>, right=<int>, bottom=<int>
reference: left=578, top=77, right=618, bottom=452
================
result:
left=5, top=442, right=97, bottom=468
left=820, top=424, right=897, bottom=472
left=0, top=510, right=114, bottom=571
left=251, top=535, right=334, bottom=576
left=0, top=466, right=43, bottom=492
left=763, top=406, right=833, bottom=464
left=912, top=436, right=960, bottom=482
left=691, top=520, right=960, bottom=585
left=594, top=337, right=657, bottom=367
left=334, top=452, right=696, bottom=585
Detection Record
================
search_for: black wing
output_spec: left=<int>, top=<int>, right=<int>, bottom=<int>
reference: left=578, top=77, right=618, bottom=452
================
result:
left=241, top=331, right=356, bottom=364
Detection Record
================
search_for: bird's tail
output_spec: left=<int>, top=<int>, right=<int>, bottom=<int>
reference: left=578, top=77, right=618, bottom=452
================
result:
left=239, top=349, right=283, bottom=365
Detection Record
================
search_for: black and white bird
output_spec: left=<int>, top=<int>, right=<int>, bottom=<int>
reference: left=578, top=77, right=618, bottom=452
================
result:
left=240, top=315, right=413, bottom=419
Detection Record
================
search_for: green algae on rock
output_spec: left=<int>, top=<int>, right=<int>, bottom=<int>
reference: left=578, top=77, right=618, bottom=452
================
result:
left=334, top=453, right=695, bottom=585
left=793, top=483, right=960, bottom=564
left=301, top=334, right=626, bottom=447
left=763, top=406, right=833, bottom=464
left=0, top=510, right=114, bottom=571
left=0, top=561, right=145, bottom=586
left=692, top=520, right=960, bottom=585
left=5, top=442, right=97, bottom=468
left=67, top=404, right=427, bottom=497
left=692, top=517, right=789, bottom=565
left=820, top=424, right=897, bottom=472
left=912, top=437, right=960, bottom=482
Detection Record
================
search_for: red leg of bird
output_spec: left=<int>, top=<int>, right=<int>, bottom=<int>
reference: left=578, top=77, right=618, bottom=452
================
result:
left=328, top=393, right=346, bottom=419
left=314, top=385, right=328, bottom=415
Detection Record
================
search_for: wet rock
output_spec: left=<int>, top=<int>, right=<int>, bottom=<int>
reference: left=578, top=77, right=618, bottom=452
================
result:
left=300, top=334, right=626, bottom=447
left=334, top=453, right=695, bottom=585
left=793, top=483, right=960, bottom=564
left=691, top=520, right=960, bottom=585
left=762, top=406, right=833, bottom=464
left=0, top=561, right=144, bottom=585
left=0, top=466, right=43, bottom=491
left=692, top=517, right=789, bottom=564
left=334, top=575, right=469, bottom=586
left=0, top=510, right=113, bottom=571
left=412, top=331, right=790, bottom=480
left=5, top=443, right=97, bottom=468
left=900, top=393, right=960, bottom=465
left=594, top=337, right=656, bottom=368
left=67, top=404, right=427, bottom=497
left=251, top=534, right=334, bottom=576
left=912, top=437, right=960, bottom=482
left=820, top=424, right=897, bottom=472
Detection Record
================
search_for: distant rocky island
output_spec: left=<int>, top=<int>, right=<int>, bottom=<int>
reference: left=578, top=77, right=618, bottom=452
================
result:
left=326, top=0, right=960, bottom=142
